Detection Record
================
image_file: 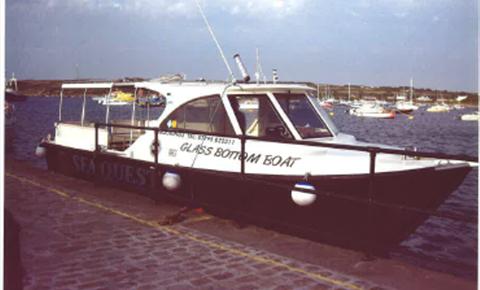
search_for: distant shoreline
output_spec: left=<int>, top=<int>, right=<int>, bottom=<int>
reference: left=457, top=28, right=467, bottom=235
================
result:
left=11, top=79, right=479, bottom=104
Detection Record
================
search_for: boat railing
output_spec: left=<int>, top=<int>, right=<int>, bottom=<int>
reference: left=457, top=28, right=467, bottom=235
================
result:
left=94, top=121, right=477, bottom=177
left=94, top=122, right=478, bottom=248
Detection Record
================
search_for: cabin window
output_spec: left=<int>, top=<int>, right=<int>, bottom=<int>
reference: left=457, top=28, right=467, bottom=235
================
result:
left=160, top=95, right=235, bottom=135
left=275, top=93, right=332, bottom=138
left=229, top=94, right=293, bottom=140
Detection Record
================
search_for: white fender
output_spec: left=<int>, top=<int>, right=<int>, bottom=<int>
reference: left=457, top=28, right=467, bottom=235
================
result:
left=162, top=172, right=181, bottom=191
left=291, top=182, right=317, bottom=206
left=35, top=145, right=46, bottom=158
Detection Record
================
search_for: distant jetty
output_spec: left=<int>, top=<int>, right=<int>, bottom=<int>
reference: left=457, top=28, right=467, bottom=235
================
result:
left=10, top=79, right=478, bottom=105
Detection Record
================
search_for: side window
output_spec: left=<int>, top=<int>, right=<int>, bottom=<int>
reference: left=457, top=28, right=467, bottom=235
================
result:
left=229, top=94, right=292, bottom=140
left=161, top=95, right=235, bottom=135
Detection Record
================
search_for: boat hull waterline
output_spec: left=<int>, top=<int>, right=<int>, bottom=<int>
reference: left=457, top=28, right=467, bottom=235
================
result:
left=43, top=142, right=471, bottom=251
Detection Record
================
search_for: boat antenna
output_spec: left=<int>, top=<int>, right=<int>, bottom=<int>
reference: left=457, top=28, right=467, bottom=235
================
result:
left=194, top=0, right=235, bottom=82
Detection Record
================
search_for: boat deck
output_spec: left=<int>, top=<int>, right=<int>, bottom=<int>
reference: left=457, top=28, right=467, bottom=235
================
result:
left=4, top=158, right=475, bottom=290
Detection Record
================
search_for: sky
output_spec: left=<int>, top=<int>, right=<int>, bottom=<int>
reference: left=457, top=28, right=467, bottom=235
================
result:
left=5, top=0, right=479, bottom=92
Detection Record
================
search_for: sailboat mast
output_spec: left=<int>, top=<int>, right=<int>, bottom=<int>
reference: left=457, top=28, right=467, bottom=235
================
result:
left=348, top=83, right=351, bottom=102
left=410, top=78, right=413, bottom=103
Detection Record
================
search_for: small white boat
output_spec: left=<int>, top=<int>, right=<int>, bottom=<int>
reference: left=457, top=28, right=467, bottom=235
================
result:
left=349, top=103, right=396, bottom=119
left=394, top=102, right=419, bottom=114
left=238, top=100, right=259, bottom=110
left=319, top=100, right=333, bottom=110
left=395, top=95, right=407, bottom=101
left=97, top=98, right=130, bottom=106
left=460, top=112, right=479, bottom=121
left=416, top=96, right=432, bottom=102
left=456, top=95, right=468, bottom=102
left=427, top=104, right=450, bottom=113
left=395, top=78, right=418, bottom=113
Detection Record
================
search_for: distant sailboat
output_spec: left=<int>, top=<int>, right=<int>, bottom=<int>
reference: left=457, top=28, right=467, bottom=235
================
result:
left=394, top=78, right=418, bottom=113
left=5, top=73, right=28, bottom=102
left=427, top=103, right=450, bottom=113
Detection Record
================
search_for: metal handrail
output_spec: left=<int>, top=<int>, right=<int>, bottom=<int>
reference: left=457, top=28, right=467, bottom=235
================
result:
left=104, top=124, right=477, bottom=162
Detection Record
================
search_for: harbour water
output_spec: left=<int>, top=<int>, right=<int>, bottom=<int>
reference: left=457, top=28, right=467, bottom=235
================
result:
left=5, top=96, right=478, bottom=279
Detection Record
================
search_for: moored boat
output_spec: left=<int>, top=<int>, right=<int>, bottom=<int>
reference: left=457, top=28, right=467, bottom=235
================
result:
left=94, top=89, right=135, bottom=106
left=394, top=102, right=418, bottom=114
left=416, top=95, right=432, bottom=102
left=349, top=103, right=396, bottom=119
left=37, top=79, right=476, bottom=251
left=460, top=112, right=479, bottom=121
left=427, top=104, right=450, bottom=113
left=5, top=73, right=28, bottom=102
left=394, top=78, right=418, bottom=113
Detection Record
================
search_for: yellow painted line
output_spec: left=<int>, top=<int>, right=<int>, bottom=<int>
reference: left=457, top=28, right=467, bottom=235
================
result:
left=6, top=172, right=363, bottom=290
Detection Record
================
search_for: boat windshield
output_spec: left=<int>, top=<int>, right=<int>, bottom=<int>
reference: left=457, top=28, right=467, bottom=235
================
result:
left=229, top=94, right=293, bottom=140
left=275, top=93, right=338, bottom=138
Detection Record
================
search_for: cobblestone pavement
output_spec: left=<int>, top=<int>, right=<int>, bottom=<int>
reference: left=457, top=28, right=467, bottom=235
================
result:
left=4, top=162, right=475, bottom=290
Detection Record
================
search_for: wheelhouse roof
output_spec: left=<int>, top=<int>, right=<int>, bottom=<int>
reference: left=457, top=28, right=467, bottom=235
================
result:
left=136, top=81, right=315, bottom=95
left=60, top=80, right=315, bottom=96
left=136, top=81, right=316, bottom=107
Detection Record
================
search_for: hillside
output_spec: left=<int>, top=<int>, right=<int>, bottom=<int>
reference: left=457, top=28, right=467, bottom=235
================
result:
left=10, top=79, right=479, bottom=105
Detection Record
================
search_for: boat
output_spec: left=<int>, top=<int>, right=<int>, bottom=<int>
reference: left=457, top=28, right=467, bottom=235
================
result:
left=238, top=99, right=259, bottom=111
left=349, top=103, right=396, bottom=119
left=113, top=91, right=135, bottom=102
left=97, top=98, right=130, bottom=106
left=416, top=95, right=432, bottom=102
left=36, top=77, right=477, bottom=251
left=394, top=95, right=407, bottom=102
left=394, top=79, right=418, bottom=114
left=456, top=95, right=468, bottom=102
left=394, top=102, right=418, bottom=114
left=460, top=112, right=479, bottom=121
left=136, top=95, right=166, bottom=108
left=95, top=90, right=135, bottom=106
left=319, top=100, right=333, bottom=110
left=338, top=83, right=353, bottom=106
left=5, top=73, right=28, bottom=102
left=36, top=0, right=477, bottom=251
left=427, top=104, right=450, bottom=113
